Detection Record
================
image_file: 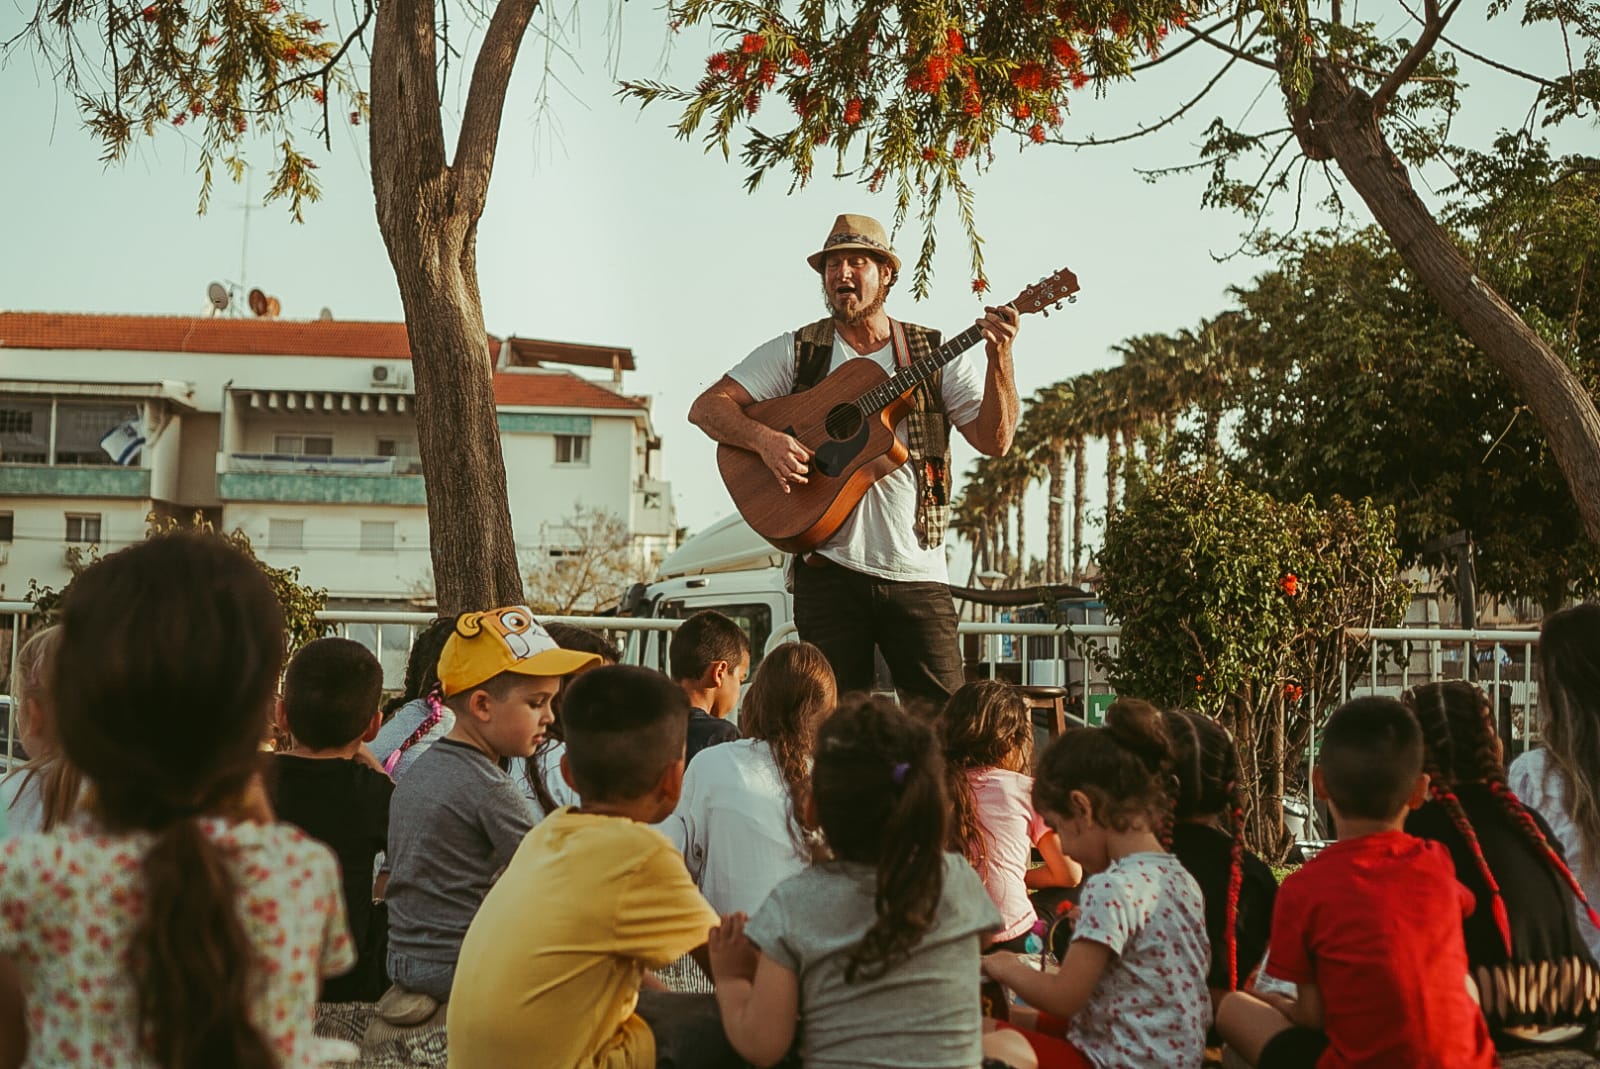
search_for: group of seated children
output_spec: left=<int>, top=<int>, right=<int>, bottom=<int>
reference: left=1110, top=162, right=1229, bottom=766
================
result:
left=5, top=528, right=1600, bottom=1069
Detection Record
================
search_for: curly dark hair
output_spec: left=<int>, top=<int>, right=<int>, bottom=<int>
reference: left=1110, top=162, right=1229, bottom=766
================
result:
left=1034, top=698, right=1175, bottom=837
left=812, top=695, right=947, bottom=983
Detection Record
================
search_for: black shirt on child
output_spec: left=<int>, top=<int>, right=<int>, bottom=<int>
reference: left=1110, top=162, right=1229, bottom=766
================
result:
left=1170, top=821, right=1278, bottom=992
left=686, top=708, right=740, bottom=767
left=271, top=754, right=395, bottom=1002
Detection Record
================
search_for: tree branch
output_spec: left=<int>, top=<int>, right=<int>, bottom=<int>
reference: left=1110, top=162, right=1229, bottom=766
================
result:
left=1393, top=0, right=1560, bottom=89
left=1183, top=20, right=1275, bottom=71
left=453, top=0, right=541, bottom=214
left=1371, top=0, right=1462, bottom=117
left=1050, top=42, right=1246, bottom=148
left=1126, top=11, right=1245, bottom=73
left=273, top=1, right=375, bottom=93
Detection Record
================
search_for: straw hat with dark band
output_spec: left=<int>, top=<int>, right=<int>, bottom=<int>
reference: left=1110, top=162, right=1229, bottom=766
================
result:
left=806, top=213, right=902, bottom=274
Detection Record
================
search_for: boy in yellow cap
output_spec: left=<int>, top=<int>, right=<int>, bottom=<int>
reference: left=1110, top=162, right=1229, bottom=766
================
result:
left=380, top=607, right=600, bottom=1022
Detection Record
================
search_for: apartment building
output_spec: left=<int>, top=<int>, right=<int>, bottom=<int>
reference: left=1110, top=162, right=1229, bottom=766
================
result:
left=0, top=312, right=675, bottom=607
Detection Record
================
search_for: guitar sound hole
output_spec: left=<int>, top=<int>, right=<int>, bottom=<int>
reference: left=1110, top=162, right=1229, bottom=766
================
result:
left=824, top=404, right=863, bottom=441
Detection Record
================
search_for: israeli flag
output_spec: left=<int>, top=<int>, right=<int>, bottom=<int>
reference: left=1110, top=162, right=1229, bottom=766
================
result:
left=99, top=419, right=147, bottom=465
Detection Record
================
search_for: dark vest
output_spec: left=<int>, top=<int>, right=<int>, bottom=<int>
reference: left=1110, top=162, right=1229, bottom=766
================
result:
left=790, top=318, right=952, bottom=549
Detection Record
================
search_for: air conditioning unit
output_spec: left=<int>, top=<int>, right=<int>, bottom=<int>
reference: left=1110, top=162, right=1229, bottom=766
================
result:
left=370, top=363, right=413, bottom=390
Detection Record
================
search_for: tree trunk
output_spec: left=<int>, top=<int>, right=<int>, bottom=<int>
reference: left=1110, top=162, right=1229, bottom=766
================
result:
left=1015, top=498, right=1027, bottom=586
left=998, top=506, right=1012, bottom=583
left=1105, top=432, right=1121, bottom=517
left=1072, top=436, right=1087, bottom=584
left=370, top=0, right=538, bottom=612
left=1047, top=439, right=1066, bottom=582
left=1301, top=55, right=1600, bottom=543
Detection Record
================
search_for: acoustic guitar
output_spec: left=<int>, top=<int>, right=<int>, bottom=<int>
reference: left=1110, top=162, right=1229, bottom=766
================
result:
left=718, top=268, right=1080, bottom=554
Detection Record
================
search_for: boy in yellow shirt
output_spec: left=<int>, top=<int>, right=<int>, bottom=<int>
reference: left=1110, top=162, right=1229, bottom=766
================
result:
left=447, top=665, right=724, bottom=1069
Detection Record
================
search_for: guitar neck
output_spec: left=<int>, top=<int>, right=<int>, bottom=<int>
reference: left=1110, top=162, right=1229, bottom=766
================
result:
left=857, top=323, right=986, bottom=416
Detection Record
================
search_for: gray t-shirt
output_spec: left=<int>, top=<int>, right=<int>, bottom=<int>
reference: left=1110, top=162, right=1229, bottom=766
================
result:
left=385, top=738, right=536, bottom=964
left=745, top=852, right=1001, bottom=1069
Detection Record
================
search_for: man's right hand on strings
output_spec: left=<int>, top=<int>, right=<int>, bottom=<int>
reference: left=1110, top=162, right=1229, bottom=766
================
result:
left=757, top=429, right=812, bottom=493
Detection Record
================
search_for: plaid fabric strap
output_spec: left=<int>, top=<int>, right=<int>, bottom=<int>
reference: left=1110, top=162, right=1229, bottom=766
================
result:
left=792, top=318, right=950, bottom=548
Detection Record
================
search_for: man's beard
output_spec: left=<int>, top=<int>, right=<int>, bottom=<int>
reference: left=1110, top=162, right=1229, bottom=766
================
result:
left=822, top=280, right=888, bottom=326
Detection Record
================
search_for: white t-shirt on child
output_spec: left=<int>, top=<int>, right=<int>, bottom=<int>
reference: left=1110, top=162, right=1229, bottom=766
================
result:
left=0, top=768, right=45, bottom=838
left=0, top=817, right=354, bottom=1069
left=1068, top=851, right=1211, bottom=1069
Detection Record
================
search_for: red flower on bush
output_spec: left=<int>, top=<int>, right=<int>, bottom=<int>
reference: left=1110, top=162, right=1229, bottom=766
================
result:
left=1070, top=70, right=1090, bottom=89
left=1045, top=103, right=1062, bottom=126
left=1280, top=573, right=1299, bottom=597
left=843, top=97, right=862, bottom=124
left=173, top=113, right=186, bottom=126
left=349, top=110, right=361, bottom=125
left=1284, top=683, right=1305, bottom=703
left=791, top=49, right=811, bottom=71
left=1029, top=123, right=1046, bottom=143
left=312, top=88, right=325, bottom=103
left=759, top=59, right=777, bottom=87
left=741, top=32, right=763, bottom=53
left=1109, top=11, right=1130, bottom=36
left=1012, top=62, right=1045, bottom=90
left=140, top=4, right=156, bottom=21
left=972, top=278, right=988, bottom=294
left=707, top=52, right=730, bottom=74
left=1050, top=37, right=1080, bottom=67
left=921, top=146, right=938, bottom=162
left=952, top=138, right=970, bottom=159
left=304, top=19, right=323, bottom=33
left=1012, top=101, right=1031, bottom=119
left=745, top=90, right=761, bottom=115
left=947, top=28, right=965, bottom=53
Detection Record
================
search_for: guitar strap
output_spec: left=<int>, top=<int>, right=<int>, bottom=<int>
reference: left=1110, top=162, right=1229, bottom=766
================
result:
left=889, top=319, right=914, bottom=371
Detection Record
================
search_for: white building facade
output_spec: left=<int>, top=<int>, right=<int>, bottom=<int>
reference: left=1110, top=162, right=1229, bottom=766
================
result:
left=0, top=313, right=675, bottom=607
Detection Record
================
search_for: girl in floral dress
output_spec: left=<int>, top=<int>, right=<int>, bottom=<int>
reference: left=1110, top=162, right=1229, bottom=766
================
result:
left=0, top=531, right=352, bottom=1069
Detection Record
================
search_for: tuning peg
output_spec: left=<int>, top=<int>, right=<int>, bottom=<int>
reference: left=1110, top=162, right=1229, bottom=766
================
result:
left=1042, top=308, right=1050, bottom=318
left=1067, top=294, right=1078, bottom=304
left=1054, top=301, right=1063, bottom=311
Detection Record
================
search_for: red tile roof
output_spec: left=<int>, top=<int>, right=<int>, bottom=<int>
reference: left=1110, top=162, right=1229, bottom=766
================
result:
left=0, top=312, right=497, bottom=360
left=493, top=372, right=645, bottom=411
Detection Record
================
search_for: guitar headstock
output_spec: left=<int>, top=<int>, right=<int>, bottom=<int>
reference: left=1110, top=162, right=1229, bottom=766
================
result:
left=1011, top=267, right=1081, bottom=317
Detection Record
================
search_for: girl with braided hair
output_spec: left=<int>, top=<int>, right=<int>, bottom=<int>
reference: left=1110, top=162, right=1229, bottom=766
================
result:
left=1164, top=709, right=1278, bottom=1009
left=940, top=681, right=1080, bottom=952
left=1402, top=681, right=1600, bottom=1048
left=371, top=614, right=461, bottom=779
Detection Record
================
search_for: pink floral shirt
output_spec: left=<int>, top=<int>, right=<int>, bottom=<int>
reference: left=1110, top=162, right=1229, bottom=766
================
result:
left=0, top=818, right=354, bottom=1068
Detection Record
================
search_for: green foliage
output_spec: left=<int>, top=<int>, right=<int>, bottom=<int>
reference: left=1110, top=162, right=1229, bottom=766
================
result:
left=25, top=513, right=330, bottom=654
left=1091, top=467, right=1409, bottom=857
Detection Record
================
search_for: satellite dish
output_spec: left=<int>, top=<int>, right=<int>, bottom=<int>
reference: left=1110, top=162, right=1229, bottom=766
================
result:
left=207, top=282, right=230, bottom=312
left=318, top=307, right=334, bottom=321
left=248, top=288, right=269, bottom=316
left=265, top=296, right=281, bottom=318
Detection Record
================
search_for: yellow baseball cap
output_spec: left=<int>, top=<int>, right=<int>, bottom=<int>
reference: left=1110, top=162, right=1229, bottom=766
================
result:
left=438, top=606, right=602, bottom=697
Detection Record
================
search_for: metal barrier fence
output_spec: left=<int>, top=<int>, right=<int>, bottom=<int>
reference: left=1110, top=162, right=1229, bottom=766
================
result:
left=0, top=599, right=1552, bottom=781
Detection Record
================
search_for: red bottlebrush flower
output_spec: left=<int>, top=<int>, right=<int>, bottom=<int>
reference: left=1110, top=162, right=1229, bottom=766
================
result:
left=952, top=138, right=970, bottom=159
left=234, top=116, right=247, bottom=133
left=1110, top=11, right=1130, bottom=36
left=972, top=277, right=988, bottom=294
left=921, top=146, right=937, bottom=162
left=140, top=4, right=156, bottom=21
left=266, top=0, right=281, bottom=11
left=1155, top=23, right=1168, bottom=38
left=1070, top=70, right=1090, bottom=89
left=926, top=54, right=950, bottom=86
left=1280, top=573, right=1299, bottom=597
left=1050, top=38, right=1080, bottom=68
left=1012, top=101, right=1031, bottom=119
left=349, top=110, right=361, bottom=124
left=173, top=113, right=186, bottom=126
left=1284, top=683, right=1305, bottom=702
left=843, top=97, right=862, bottom=124
left=312, top=88, right=325, bottom=103
left=1029, top=123, right=1045, bottom=143
left=283, top=45, right=298, bottom=61
left=1045, top=103, right=1062, bottom=125
left=791, top=49, right=811, bottom=71
left=304, top=19, right=323, bottom=33
left=707, top=52, right=730, bottom=74
left=745, top=90, right=761, bottom=115
left=1170, top=6, right=1187, bottom=27
left=868, top=167, right=885, bottom=193
left=946, top=28, right=964, bottom=54
left=1011, top=62, right=1045, bottom=90
left=759, top=58, right=777, bottom=86
left=741, top=32, right=763, bottom=53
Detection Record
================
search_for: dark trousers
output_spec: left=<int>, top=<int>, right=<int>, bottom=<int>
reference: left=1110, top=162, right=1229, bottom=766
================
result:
left=635, top=989, right=744, bottom=1069
left=793, top=556, right=966, bottom=709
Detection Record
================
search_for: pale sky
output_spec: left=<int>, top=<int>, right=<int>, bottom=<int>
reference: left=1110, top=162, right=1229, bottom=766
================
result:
left=0, top=4, right=1576, bottom=568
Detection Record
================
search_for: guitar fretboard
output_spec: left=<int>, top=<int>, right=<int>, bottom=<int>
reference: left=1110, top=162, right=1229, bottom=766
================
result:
left=855, top=323, right=987, bottom=417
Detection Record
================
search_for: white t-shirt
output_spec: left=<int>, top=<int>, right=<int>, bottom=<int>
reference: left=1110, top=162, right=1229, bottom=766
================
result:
left=727, top=329, right=986, bottom=583
left=660, top=738, right=811, bottom=917
left=512, top=740, right=580, bottom=822
left=1068, top=851, right=1211, bottom=1069
left=0, top=767, right=45, bottom=838
left=1508, top=748, right=1600, bottom=961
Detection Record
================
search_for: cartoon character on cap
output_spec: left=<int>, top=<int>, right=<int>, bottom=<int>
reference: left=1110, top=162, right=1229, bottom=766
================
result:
left=439, top=606, right=601, bottom=697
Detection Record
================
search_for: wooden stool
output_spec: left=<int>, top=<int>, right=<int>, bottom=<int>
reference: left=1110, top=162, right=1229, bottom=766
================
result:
left=1019, top=685, right=1070, bottom=740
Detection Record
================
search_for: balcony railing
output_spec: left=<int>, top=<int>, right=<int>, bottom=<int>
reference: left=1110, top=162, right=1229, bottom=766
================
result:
left=227, top=453, right=423, bottom=475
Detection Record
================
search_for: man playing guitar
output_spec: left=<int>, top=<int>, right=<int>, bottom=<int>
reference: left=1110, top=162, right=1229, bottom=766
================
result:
left=689, top=213, right=1021, bottom=705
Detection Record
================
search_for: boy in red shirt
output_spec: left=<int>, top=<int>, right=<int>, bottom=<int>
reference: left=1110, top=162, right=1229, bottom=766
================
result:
left=1217, top=697, right=1496, bottom=1069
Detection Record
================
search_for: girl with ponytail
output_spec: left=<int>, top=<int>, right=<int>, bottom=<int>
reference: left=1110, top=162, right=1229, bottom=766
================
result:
left=0, top=531, right=352, bottom=1069
left=371, top=614, right=461, bottom=779
left=983, top=699, right=1211, bottom=1069
left=1164, top=708, right=1278, bottom=1006
left=1403, top=681, right=1600, bottom=1048
left=708, top=695, right=1015, bottom=1069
